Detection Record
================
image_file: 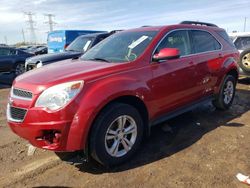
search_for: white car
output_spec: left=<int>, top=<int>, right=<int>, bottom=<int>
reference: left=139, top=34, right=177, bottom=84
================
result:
left=229, top=32, right=250, bottom=77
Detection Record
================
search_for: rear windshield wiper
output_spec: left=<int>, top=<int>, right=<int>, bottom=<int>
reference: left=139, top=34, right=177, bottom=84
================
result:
left=88, top=58, right=111, bottom=63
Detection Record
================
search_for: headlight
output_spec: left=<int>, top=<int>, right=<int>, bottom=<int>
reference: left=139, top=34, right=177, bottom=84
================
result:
left=35, top=81, right=83, bottom=111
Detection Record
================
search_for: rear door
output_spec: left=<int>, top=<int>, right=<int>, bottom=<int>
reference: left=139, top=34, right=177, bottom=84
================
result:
left=0, top=48, right=16, bottom=72
left=150, top=30, right=198, bottom=117
left=190, top=30, right=222, bottom=97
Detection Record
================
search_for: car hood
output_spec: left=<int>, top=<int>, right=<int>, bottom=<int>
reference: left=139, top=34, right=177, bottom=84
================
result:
left=26, top=51, right=82, bottom=64
left=14, top=59, right=124, bottom=94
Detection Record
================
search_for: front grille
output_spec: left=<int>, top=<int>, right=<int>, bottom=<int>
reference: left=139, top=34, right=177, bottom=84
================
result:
left=9, top=106, right=27, bottom=122
left=12, top=88, right=33, bottom=100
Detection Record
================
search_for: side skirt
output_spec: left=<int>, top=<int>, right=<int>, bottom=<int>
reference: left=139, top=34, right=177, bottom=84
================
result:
left=149, top=95, right=214, bottom=127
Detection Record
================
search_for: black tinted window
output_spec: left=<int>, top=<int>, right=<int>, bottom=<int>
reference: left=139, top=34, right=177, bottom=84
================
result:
left=0, top=48, right=10, bottom=55
left=156, top=30, right=191, bottom=56
left=192, top=30, right=221, bottom=53
left=0, top=48, right=17, bottom=55
left=234, top=37, right=250, bottom=50
left=217, top=31, right=235, bottom=47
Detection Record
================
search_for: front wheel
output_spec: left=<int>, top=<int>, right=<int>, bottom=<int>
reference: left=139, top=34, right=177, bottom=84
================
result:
left=213, top=75, right=236, bottom=110
left=15, top=63, right=25, bottom=76
left=89, top=103, right=144, bottom=166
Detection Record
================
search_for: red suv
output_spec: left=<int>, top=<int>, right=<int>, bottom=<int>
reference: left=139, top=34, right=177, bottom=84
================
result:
left=7, top=21, right=239, bottom=166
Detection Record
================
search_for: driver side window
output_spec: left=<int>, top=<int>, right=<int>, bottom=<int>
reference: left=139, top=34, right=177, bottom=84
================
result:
left=156, top=30, right=191, bottom=56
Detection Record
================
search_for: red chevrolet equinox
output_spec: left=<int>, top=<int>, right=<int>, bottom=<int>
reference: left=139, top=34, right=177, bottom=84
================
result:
left=7, top=21, right=239, bottom=166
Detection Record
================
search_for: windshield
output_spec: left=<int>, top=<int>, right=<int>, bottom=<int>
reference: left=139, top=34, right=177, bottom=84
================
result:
left=81, top=30, right=158, bottom=63
left=66, top=37, right=93, bottom=52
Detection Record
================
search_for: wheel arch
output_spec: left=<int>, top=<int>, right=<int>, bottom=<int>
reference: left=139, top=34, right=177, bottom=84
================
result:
left=226, top=68, right=239, bottom=80
left=88, top=95, right=150, bottom=142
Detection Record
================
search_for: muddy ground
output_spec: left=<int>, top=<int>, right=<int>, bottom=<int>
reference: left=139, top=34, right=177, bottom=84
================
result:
left=0, top=79, right=250, bottom=188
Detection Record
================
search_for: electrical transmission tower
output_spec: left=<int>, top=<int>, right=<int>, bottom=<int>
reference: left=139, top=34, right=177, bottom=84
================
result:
left=44, top=14, right=56, bottom=32
left=24, top=12, right=36, bottom=44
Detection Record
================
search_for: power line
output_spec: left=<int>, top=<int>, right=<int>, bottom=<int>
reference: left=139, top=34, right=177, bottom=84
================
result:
left=24, top=12, right=37, bottom=44
left=44, top=14, right=56, bottom=32
left=4, top=36, right=8, bottom=44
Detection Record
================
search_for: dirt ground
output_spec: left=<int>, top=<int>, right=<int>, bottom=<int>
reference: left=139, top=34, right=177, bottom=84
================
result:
left=0, top=79, right=250, bottom=188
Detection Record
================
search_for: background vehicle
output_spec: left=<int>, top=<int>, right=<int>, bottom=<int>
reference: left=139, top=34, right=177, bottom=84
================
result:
left=8, top=21, right=239, bottom=167
left=229, top=32, right=250, bottom=76
left=17, top=45, right=33, bottom=51
left=0, top=47, right=33, bottom=76
left=26, top=45, right=48, bottom=55
left=47, top=30, right=106, bottom=53
left=25, top=31, right=118, bottom=71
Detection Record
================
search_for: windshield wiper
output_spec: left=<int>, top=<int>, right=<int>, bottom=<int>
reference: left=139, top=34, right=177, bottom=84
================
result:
left=88, top=58, right=111, bottom=63
left=65, top=49, right=79, bottom=52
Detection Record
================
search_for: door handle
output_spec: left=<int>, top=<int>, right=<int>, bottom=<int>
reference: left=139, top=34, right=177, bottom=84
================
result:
left=218, top=53, right=223, bottom=58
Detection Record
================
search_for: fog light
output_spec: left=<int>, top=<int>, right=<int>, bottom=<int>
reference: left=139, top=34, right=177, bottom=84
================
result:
left=37, top=130, right=61, bottom=144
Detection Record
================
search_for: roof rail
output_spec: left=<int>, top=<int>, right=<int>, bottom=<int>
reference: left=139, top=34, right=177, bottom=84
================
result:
left=109, top=30, right=123, bottom=34
left=180, top=21, right=218, bottom=27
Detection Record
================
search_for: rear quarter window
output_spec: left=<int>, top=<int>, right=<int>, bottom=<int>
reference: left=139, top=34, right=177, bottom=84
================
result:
left=192, top=30, right=221, bottom=53
left=217, top=31, right=236, bottom=48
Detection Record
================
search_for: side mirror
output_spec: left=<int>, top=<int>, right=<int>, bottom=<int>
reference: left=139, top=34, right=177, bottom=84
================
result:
left=153, top=48, right=180, bottom=62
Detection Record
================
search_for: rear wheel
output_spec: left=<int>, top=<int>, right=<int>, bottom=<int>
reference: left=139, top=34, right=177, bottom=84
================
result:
left=90, top=103, right=143, bottom=166
left=213, top=75, right=236, bottom=110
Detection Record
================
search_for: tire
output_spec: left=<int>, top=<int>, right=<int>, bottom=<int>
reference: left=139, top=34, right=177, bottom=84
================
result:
left=239, top=49, right=250, bottom=73
left=213, top=75, right=236, bottom=110
left=14, top=63, right=25, bottom=76
left=90, top=103, right=144, bottom=166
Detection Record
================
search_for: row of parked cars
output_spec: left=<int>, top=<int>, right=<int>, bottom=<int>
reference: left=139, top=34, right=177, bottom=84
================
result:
left=0, top=31, right=119, bottom=78
left=3, top=21, right=247, bottom=166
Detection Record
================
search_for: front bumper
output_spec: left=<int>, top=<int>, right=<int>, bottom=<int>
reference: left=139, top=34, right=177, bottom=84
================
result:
left=9, top=119, right=71, bottom=151
left=7, top=97, right=87, bottom=152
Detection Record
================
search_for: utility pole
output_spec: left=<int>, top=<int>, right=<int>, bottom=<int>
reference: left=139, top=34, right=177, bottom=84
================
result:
left=24, top=12, right=36, bottom=44
left=44, top=14, right=56, bottom=32
left=22, top=29, right=26, bottom=43
left=4, top=36, right=7, bottom=44
left=244, top=17, right=247, bottom=32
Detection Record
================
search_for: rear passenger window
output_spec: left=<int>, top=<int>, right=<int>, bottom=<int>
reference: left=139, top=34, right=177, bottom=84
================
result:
left=156, top=30, right=191, bottom=56
left=192, top=30, right=221, bottom=53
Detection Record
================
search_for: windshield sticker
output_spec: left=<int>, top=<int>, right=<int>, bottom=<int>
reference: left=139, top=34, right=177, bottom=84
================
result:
left=128, top=35, right=149, bottom=49
left=83, top=40, right=92, bottom=52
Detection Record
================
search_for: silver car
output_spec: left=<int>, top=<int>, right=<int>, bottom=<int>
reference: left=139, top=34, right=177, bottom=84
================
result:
left=229, top=32, right=250, bottom=77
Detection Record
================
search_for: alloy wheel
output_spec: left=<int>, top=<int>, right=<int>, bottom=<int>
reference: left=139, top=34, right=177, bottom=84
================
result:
left=223, top=80, right=234, bottom=105
left=15, top=64, right=25, bottom=76
left=104, top=115, right=137, bottom=158
left=242, top=53, right=250, bottom=69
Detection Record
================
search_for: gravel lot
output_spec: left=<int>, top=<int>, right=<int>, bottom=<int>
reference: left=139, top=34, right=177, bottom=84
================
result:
left=0, top=79, right=250, bottom=188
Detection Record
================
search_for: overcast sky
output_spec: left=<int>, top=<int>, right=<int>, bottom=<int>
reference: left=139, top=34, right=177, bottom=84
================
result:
left=0, top=0, right=249, bottom=44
